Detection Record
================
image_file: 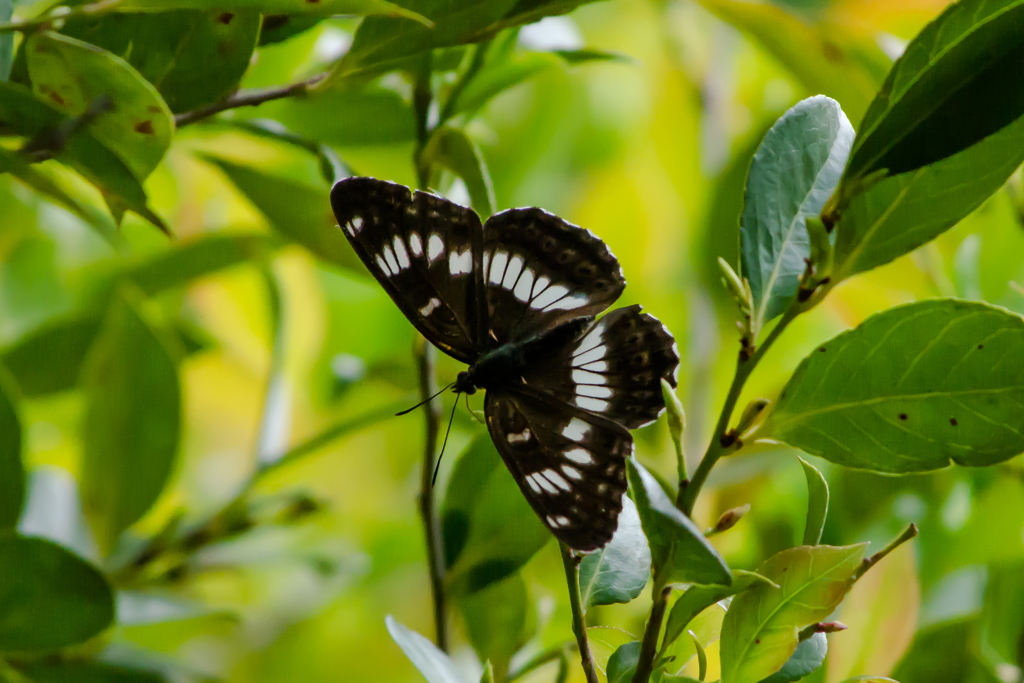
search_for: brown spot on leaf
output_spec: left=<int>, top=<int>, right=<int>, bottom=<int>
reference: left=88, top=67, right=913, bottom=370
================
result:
left=135, top=120, right=155, bottom=135
left=306, top=0, right=321, bottom=3
left=755, top=639, right=761, bottom=644
left=819, top=347, right=827, bottom=353
left=148, top=105, right=162, bottom=113
left=217, top=12, right=234, bottom=24
left=899, top=413, right=908, bottom=421
left=47, top=91, right=66, bottom=106
left=978, top=344, right=984, bottom=349
left=950, top=418, right=958, bottom=426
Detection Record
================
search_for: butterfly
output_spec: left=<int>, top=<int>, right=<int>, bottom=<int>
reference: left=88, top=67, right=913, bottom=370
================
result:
left=331, top=177, right=680, bottom=551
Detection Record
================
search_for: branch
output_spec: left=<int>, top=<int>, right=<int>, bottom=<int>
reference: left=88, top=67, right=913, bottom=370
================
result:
left=559, top=543, right=600, bottom=683
left=174, top=74, right=326, bottom=128
left=679, top=305, right=799, bottom=516
left=632, top=583, right=671, bottom=683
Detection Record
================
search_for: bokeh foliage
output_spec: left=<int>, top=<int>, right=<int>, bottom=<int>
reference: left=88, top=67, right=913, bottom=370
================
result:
left=1, top=0, right=1023, bottom=683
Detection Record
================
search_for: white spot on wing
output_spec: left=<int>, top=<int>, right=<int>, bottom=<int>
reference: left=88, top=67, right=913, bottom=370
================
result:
left=393, top=236, right=411, bottom=269
left=564, top=448, right=593, bottom=465
left=531, top=284, right=569, bottom=309
left=530, top=473, right=559, bottom=495
left=348, top=216, right=363, bottom=234
left=514, top=268, right=534, bottom=302
left=578, top=385, right=613, bottom=399
left=545, top=294, right=589, bottom=311
left=582, top=360, right=608, bottom=372
left=449, top=249, right=472, bottom=275
left=489, top=250, right=508, bottom=284
left=532, top=275, right=550, bottom=298
left=562, top=418, right=590, bottom=442
left=526, top=476, right=542, bottom=494
left=419, top=298, right=440, bottom=316
left=482, top=250, right=491, bottom=277
left=575, top=396, right=610, bottom=412
left=376, top=254, right=392, bottom=276
left=502, top=255, right=524, bottom=290
left=408, top=233, right=423, bottom=256
left=546, top=515, right=570, bottom=528
left=507, top=429, right=531, bottom=444
left=542, top=469, right=571, bottom=491
left=383, top=246, right=400, bottom=273
left=576, top=326, right=605, bottom=355
left=573, top=345, right=607, bottom=366
left=562, top=465, right=582, bottom=480
left=428, top=234, right=444, bottom=262
left=572, top=369, right=606, bottom=385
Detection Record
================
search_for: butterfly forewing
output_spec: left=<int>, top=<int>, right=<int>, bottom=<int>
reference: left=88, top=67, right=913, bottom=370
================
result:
left=525, top=305, right=681, bottom=430
left=331, top=177, right=487, bottom=363
left=485, top=386, right=633, bottom=551
left=481, top=208, right=626, bottom=344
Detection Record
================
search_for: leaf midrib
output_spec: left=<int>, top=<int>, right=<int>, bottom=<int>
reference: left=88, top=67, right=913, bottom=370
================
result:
left=725, top=552, right=859, bottom=683
left=770, top=384, right=1024, bottom=433
left=851, top=0, right=1024, bottom=177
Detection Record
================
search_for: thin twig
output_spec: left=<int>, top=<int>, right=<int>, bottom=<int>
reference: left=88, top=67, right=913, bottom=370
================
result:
left=437, top=39, right=492, bottom=127
left=559, top=543, right=600, bottom=683
left=174, top=74, right=327, bottom=128
left=679, top=305, right=800, bottom=516
left=0, top=0, right=124, bottom=33
left=632, top=583, right=671, bottom=683
left=411, top=52, right=449, bottom=651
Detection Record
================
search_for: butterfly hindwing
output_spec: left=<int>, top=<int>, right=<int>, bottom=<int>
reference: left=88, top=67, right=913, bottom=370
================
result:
left=485, top=386, right=633, bottom=551
left=481, top=208, right=626, bottom=344
left=525, top=305, right=680, bottom=430
left=331, top=177, right=488, bottom=363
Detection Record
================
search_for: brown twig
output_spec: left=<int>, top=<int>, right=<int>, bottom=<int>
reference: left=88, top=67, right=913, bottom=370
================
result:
left=174, top=74, right=327, bottom=128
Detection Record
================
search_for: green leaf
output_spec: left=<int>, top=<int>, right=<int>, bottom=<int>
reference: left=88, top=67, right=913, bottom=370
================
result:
left=891, top=618, right=994, bottom=683
left=626, top=458, right=731, bottom=587
left=0, top=534, right=115, bottom=653
left=81, top=292, right=181, bottom=552
left=25, top=31, right=174, bottom=180
left=200, top=155, right=361, bottom=272
left=719, top=544, right=867, bottom=683
left=579, top=495, right=650, bottom=608
left=443, top=435, right=550, bottom=594
left=552, top=48, right=632, bottom=65
left=116, top=0, right=430, bottom=23
left=836, top=679, right=899, bottom=683
left=692, top=0, right=882, bottom=124
left=422, top=126, right=495, bottom=217
left=0, top=82, right=166, bottom=231
left=588, top=626, right=637, bottom=676
left=0, top=368, right=23, bottom=530
left=831, top=112, right=1024, bottom=283
left=841, top=0, right=1024, bottom=188
left=760, top=299, right=1024, bottom=473
left=27, top=8, right=262, bottom=114
left=0, top=315, right=103, bottom=397
left=798, top=457, right=828, bottom=546
left=385, top=615, right=465, bottom=683
left=459, top=575, right=529, bottom=678
left=449, top=51, right=562, bottom=119
left=660, top=601, right=727, bottom=678
left=758, top=632, right=827, bottom=683
left=606, top=641, right=642, bottom=683
left=255, top=85, right=416, bottom=147
left=336, top=0, right=603, bottom=77
left=20, top=661, right=166, bottom=683
left=0, top=0, right=12, bottom=82
left=0, top=149, right=119, bottom=243
left=663, top=570, right=778, bottom=649
left=740, top=95, right=854, bottom=330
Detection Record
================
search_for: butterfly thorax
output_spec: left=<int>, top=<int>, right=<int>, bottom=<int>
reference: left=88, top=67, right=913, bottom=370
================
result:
left=457, top=317, right=594, bottom=394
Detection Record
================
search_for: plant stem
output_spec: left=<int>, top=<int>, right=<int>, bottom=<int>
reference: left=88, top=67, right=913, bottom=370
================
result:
left=174, top=74, right=327, bottom=128
left=0, top=0, right=124, bottom=33
left=437, top=39, right=492, bottom=127
left=680, top=306, right=799, bottom=516
left=410, top=52, right=450, bottom=652
left=852, top=523, right=918, bottom=582
left=559, top=543, right=600, bottom=683
left=632, top=582, right=671, bottom=683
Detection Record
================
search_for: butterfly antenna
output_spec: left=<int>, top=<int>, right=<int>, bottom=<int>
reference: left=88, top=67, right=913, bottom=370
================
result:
left=396, top=381, right=456, bottom=416
left=432, top=394, right=460, bottom=488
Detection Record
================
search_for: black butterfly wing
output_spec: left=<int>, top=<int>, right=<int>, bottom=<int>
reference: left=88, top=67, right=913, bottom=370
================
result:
left=331, top=177, right=488, bottom=363
left=485, top=385, right=633, bottom=551
left=480, top=208, right=626, bottom=345
left=523, top=304, right=680, bottom=430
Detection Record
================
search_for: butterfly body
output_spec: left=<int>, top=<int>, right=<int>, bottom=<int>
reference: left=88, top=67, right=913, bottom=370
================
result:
left=332, top=177, right=679, bottom=551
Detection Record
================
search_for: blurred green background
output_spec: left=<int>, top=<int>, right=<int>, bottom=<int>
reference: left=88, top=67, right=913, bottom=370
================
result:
left=3, top=0, right=1024, bottom=682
